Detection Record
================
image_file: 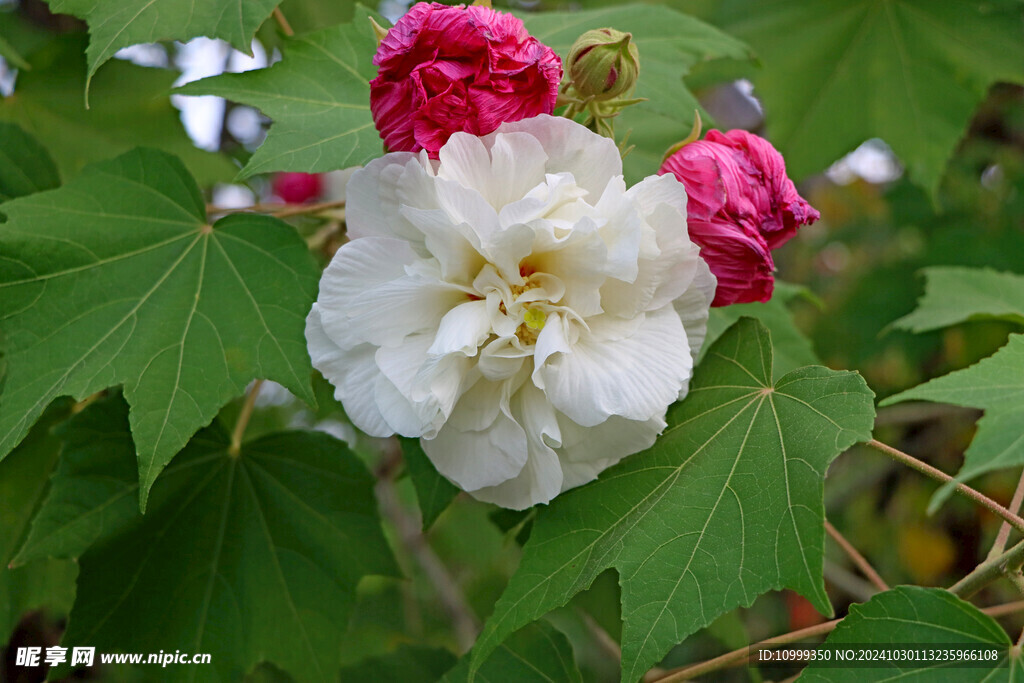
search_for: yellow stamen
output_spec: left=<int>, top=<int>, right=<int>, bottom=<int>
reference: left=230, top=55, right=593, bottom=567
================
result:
left=524, top=308, right=547, bottom=330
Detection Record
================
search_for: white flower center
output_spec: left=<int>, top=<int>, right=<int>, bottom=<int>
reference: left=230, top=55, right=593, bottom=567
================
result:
left=471, top=261, right=569, bottom=347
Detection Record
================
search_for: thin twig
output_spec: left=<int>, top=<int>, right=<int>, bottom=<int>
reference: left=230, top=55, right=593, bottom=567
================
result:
left=228, top=380, right=263, bottom=457
left=824, top=520, right=889, bottom=592
left=950, top=539, right=1024, bottom=598
left=576, top=607, right=621, bottom=663
left=653, top=620, right=840, bottom=682
left=206, top=199, right=346, bottom=218
left=652, top=600, right=1024, bottom=682
left=867, top=439, right=1024, bottom=534
left=376, top=444, right=479, bottom=653
left=989, top=468, right=1024, bottom=561
left=273, top=200, right=346, bottom=219
left=985, top=600, right=1024, bottom=619
left=272, top=7, right=295, bottom=36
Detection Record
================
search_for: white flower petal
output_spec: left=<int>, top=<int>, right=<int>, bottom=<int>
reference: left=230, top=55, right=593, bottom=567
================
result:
left=469, top=383, right=563, bottom=509
left=538, top=305, right=692, bottom=426
left=375, top=334, right=471, bottom=437
left=479, top=336, right=530, bottom=381
left=424, top=410, right=528, bottom=491
left=556, top=412, right=665, bottom=492
left=493, top=115, right=621, bottom=199
left=305, top=305, right=392, bottom=437
left=489, top=132, right=550, bottom=208
left=345, top=153, right=430, bottom=244
left=469, top=443, right=562, bottom=510
left=429, top=300, right=491, bottom=357
left=400, top=205, right=486, bottom=286
left=318, top=237, right=467, bottom=348
left=675, top=257, right=717, bottom=362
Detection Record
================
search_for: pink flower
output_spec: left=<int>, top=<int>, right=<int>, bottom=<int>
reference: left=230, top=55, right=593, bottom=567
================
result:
left=370, top=2, right=562, bottom=157
left=659, top=129, right=820, bottom=306
left=272, top=172, right=323, bottom=203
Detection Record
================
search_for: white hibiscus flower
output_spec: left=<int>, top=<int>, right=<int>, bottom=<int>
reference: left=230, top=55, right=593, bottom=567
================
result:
left=306, top=114, right=716, bottom=510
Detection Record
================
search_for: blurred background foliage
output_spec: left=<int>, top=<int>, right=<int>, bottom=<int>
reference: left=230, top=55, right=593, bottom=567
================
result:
left=1, top=0, right=1023, bottom=681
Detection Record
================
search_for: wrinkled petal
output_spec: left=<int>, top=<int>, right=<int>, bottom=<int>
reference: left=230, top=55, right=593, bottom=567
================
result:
left=318, top=237, right=467, bottom=347
left=495, top=115, right=621, bottom=199
left=659, top=128, right=819, bottom=306
left=370, top=2, right=561, bottom=157
left=469, top=382, right=563, bottom=509
left=424, top=410, right=528, bottom=490
left=537, top=306, right=692, bottom=426
left=557, top=412, right=665, bottom=490
left=305, top=305, right=392, bottom=437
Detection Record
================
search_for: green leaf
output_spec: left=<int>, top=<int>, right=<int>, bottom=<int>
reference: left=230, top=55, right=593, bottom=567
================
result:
left=892, top=267, right=1024, bottom=333
left=340, top=645, right=457, bottom=683
left=882, top=335, right=1024, bottom=511
left=704, top=282, right=820, bottom=378
left=520, top=5, right=752, bottom=184
left=0, top=122, right=60, bottom=202
left=44, top=0, right=280, bottom=91
left=0, top=35, right=235, bottom=187
left=402, top=436, right=460, bottom=530
left=471, top=318, right=876, bottom=683
left=718, top=0, right=1024, bottom=196
left=0, top=147, right=320, bottom=509
left=50, top=395, right=396, bottom=682
left=0, top=400, right=77, bottom=646
left=177, top=10, right=380, bottom=179
left=13, top=394, right=144, bottom=565
left=445, top=621, right=582, bottom=683
left=799, top=586, right=1018, bottom=682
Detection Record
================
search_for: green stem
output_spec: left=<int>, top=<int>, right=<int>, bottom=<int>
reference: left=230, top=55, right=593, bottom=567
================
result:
left=949, top=539, right=1024, bottom=598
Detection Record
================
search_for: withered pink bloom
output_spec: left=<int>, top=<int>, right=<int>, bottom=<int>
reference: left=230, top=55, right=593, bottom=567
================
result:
left=370, top=2, right=562, bottom=158
left=659, top=129, right=820, bottom=306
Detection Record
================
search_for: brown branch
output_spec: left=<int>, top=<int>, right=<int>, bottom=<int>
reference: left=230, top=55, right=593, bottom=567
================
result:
left=824, top=520, right=889, bottom=593
left=228, top=380, right=263, bottom=457
left=653, top=620, right=839, bottom=682
left=206, top=199, right=346, bottom=219
left=652, top=600, right=1024, bottom=682
left=272, top=7, right=295, bottom=37
left=866, top=439, right=1024, bottom=534
left=375, top=444, right=479, bottom=653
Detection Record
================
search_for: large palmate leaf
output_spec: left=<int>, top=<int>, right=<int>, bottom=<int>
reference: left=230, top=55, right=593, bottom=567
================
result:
left=892, top=267, right=1024, bottom=333
left=445, top=621, right=582, bottom=683
left=44, top=0, right=280, bottom=90
left=42, top=395, right=396, bottom=682
left=0, top=122, right=60, bottom=202
left=883, top=335, right=1024, bottom=510
left=717, top=0, right=1024, bottom=196
left=800, top=586, right=1018, bottom=681
left=0, top=148, right=319, bottom=509
left=0, top=36, right=234, bottom=187
left=470, top=318, right=876, bottom=683
left=521, top=5, right=752, bottom=184
left=0, top=401, right=77, bottom=646
left=178, top=9, right=380, bottom=179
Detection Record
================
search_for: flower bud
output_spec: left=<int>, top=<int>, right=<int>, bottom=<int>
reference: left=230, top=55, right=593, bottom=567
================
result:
left=567, top=28, right=639, bottom=102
